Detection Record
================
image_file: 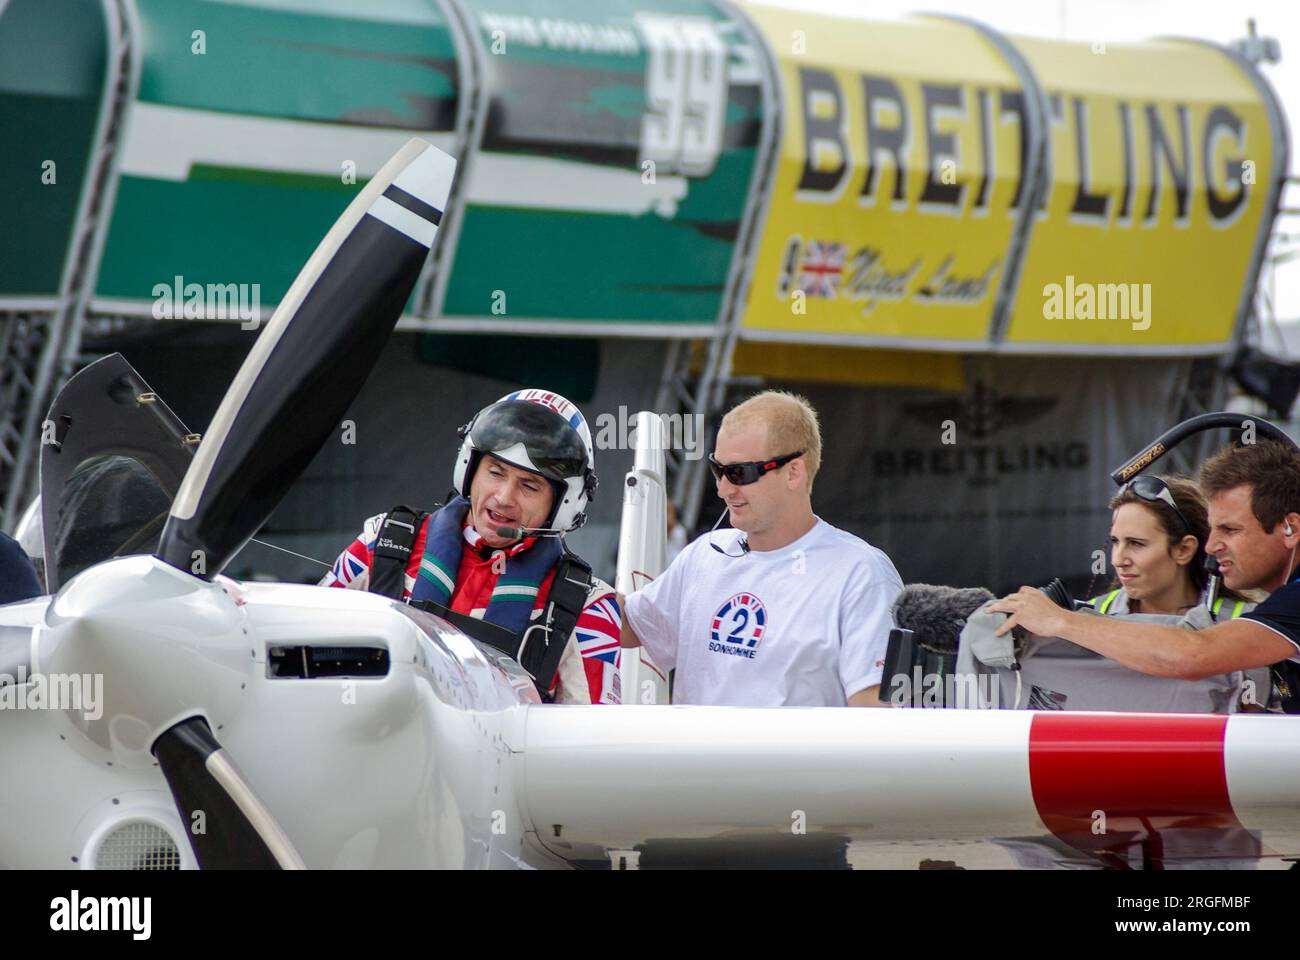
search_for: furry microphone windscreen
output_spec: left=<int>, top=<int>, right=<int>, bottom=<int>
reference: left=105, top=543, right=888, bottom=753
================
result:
left=891, top=584, right=995, bottom=654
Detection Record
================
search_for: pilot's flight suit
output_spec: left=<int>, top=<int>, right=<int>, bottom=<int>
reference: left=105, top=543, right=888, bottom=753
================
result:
left=320, top=510, right=622, bottom=704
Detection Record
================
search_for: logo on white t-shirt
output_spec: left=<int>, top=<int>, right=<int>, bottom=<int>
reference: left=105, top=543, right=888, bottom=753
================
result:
left=708, top=592, right=767, bottom=660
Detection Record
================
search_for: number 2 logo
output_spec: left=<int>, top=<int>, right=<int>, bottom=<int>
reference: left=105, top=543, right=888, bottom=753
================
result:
left=726, top=607, right=750, bottom=644
left=710, top=593, right=767, bottom=650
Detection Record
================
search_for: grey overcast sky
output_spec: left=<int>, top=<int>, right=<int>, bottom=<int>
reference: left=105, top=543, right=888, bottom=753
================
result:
left=755, top=0, right=1300, bottom=335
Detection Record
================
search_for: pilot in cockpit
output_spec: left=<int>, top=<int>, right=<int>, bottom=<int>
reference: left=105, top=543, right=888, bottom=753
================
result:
left=319, top=389, right=622, bottom=705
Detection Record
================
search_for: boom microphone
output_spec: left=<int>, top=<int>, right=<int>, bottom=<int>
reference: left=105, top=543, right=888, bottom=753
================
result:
left=891, top=584, right=995, bottom=654
left=495, top=525, right=565, bottom=540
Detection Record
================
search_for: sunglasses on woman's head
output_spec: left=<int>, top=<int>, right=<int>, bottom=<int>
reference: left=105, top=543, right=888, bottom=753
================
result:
left=707, top=450, right=803, bottom=486
left=1122, top=475, right=1192, bottom=536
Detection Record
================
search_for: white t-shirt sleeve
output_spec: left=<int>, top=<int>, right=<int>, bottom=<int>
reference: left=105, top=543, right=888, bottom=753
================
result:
left=838, top=560, right=902, bottom=698
left=623, top=542, right=692, bottom=672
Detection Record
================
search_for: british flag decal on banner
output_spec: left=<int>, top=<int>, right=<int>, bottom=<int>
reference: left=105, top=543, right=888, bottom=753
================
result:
left=799, top=240, right=845, bottom=298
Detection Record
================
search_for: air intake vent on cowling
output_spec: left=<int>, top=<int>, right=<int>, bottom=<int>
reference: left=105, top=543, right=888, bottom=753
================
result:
left=93, top=821, right=183, bottom=870
left=268, top=644, right=389, bottom=678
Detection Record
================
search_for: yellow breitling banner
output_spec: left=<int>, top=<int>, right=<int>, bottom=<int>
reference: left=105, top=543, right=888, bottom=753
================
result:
left=738, top=7, right=1029, bottom=345
left=1004, top=37, right=1275, bottom=350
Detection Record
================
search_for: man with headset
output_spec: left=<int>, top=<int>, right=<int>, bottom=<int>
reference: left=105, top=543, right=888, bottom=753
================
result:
left=620, top=390, right=902, bottom=706
left=321, top=389, right=623, bottom=704
left=992, top=439, right=1300, bottom=712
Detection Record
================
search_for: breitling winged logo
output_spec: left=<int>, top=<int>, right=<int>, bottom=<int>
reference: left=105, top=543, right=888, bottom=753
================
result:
left=902, top=380, right=1058, bottom=440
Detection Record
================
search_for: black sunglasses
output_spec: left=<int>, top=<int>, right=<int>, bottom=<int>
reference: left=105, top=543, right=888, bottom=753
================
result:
left=1122, top=475, right=1192, bottom=536
left=707, top=451, right=804, bottom=486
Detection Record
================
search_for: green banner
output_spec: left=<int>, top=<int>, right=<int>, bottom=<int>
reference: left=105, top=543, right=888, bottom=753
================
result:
left=0, top=0, right=108, bottom=299
left=94, top=0, right=460, bottom=306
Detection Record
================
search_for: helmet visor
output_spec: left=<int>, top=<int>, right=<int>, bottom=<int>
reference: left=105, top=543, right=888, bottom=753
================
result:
left=470, top=400, right=587, bottom=482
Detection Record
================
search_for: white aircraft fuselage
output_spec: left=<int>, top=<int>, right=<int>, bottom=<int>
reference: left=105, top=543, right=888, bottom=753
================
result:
left=4, top=553, right=1299, bottom=870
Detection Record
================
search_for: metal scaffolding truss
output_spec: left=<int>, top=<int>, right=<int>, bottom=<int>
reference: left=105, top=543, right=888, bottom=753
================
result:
left=1, top=0, right=138, bottom=532
left=0, top=314, right=48, bottom=478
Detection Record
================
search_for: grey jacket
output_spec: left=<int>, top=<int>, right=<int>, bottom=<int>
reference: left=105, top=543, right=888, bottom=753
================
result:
left=955, top=597, right=1247, bottom=713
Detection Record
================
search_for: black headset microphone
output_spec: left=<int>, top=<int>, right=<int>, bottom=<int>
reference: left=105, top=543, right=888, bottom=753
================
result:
left=708, top=506, right=750, bottom=556
left=495, top=524, right=566, bottom=540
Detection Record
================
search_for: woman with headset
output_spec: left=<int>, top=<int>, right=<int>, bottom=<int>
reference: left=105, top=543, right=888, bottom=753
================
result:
left=1091, top=474, right=1252, bottom=620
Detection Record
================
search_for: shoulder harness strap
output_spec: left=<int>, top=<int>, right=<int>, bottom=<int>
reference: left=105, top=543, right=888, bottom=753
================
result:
left=367, top=504, right=434, bottom=599
left=519, top=548, right=594, bottom=702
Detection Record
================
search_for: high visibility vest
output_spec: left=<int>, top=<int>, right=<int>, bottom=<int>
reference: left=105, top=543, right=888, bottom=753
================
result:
left=1089, top=589, right=1246, bottom=620
left=1092, top=589, right=1122, bottom=614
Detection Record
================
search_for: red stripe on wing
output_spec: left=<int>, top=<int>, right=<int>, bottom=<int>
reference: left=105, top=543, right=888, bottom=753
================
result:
left=1028, top=713, right=1255, bottom=867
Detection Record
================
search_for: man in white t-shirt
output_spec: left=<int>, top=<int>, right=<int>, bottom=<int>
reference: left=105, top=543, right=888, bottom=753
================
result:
left=621, top=390, right=902, bottom=706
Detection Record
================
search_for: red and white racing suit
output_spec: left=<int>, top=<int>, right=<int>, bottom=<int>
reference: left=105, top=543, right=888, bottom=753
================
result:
left=320, top=513, right=622, bottom=704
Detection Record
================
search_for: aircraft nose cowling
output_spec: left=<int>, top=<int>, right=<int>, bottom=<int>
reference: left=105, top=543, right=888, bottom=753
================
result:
left=37, top=555, right=251, bottom=768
